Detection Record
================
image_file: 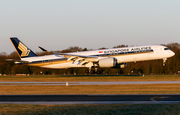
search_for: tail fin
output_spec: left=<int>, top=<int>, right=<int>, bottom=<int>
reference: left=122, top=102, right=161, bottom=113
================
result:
left=10, top=37, right=37, bottom=58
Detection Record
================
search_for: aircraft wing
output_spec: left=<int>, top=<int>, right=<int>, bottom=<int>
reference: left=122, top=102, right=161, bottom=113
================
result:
left=38, top=46, right=99, bottom=65
left=57, top=53, right=99, bottom=62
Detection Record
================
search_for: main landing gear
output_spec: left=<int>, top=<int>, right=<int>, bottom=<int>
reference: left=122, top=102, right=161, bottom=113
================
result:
left=86, top=67, right=102, bottom=74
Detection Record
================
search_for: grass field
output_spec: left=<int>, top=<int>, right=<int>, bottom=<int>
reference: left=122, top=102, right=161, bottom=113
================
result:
left=1, top=104, right=180, bottom=115
left=1, top=84, right=180, bottom=94
left=1, top=75, right=180, bottom=82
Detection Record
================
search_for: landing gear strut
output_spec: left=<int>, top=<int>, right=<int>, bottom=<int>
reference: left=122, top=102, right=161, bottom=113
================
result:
left=89, top=67, right=91, bottom=73
left=163, top=58, right=167, bottom=66
left=86, top=66, right=102, bottom=74
left=88, top=67, right=97, bottom=74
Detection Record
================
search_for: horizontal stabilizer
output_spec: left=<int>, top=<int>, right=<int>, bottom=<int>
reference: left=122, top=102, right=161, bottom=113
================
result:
left=6, top=59, right=29, bottom=64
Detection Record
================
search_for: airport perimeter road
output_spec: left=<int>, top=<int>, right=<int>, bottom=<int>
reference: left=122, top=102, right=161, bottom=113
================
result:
left=0, top=95, right=180, bottom=105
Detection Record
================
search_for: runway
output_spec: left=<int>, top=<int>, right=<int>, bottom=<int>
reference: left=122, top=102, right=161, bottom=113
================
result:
left=0, top=94, right=180, bottom=105
left=1, top=81, right=180, bottom=105
left=0, top=81, right=180, bottom=86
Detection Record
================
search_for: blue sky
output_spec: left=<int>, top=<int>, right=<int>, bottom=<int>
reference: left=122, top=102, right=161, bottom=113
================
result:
left=0, top=0, right=180, bottom=54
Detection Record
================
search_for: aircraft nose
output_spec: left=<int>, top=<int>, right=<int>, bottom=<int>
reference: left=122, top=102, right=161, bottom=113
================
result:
left=170, top=51, right=175, bottom=57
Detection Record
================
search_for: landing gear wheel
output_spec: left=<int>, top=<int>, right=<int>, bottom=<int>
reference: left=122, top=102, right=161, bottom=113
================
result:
left=163, top=63, right=166, bottom=66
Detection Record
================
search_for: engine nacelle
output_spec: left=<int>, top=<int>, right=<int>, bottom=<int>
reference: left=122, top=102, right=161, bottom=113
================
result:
left=98, top=57, right=117, bottom=67
left=98, top=57, right=127, bottom=68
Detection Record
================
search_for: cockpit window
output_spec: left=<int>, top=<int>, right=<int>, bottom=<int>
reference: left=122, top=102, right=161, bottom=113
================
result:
left=164, top=48, right=170, bottom=50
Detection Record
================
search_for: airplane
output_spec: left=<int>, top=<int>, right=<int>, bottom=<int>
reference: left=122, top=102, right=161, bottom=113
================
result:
left=9, top=37, right=175, bottom=72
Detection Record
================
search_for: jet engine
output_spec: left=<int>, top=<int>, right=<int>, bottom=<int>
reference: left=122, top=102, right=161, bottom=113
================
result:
left=98, top=57, right=117, bottom=67
left=98, top=57, right=127, bottom=68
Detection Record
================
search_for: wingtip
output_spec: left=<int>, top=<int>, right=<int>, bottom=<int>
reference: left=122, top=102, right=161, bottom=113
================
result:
left=38, top=46, right=48, bottom=52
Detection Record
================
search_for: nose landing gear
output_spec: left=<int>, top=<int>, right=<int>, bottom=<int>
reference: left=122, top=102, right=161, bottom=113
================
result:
left=163, top=58, right=167, bottom=66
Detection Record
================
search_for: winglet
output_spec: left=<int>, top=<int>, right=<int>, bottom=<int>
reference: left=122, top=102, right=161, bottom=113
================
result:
left=38, top=46, right=48, bottom=52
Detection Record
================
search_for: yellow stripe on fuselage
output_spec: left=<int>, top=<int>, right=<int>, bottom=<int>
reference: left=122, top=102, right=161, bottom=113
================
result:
left=28, top=59, right=72, bottom=67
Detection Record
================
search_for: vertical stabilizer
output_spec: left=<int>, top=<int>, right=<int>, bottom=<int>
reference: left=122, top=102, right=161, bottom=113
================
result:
left=10, top=37, right=37, bottom=58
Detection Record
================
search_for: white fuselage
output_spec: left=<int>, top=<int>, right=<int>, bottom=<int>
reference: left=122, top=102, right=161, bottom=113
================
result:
left=21, top=45, right=175, bottom=69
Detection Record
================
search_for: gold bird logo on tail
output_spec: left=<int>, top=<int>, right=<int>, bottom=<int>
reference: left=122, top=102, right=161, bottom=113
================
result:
left=18, top=42, right=30, bottom=57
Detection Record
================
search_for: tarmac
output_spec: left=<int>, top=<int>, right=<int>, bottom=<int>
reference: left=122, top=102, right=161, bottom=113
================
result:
left=0, top=94, right=180, bottom=105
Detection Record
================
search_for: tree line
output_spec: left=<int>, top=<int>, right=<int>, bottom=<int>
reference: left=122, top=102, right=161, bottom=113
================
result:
left=0, top=43, right=179, bottom=75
